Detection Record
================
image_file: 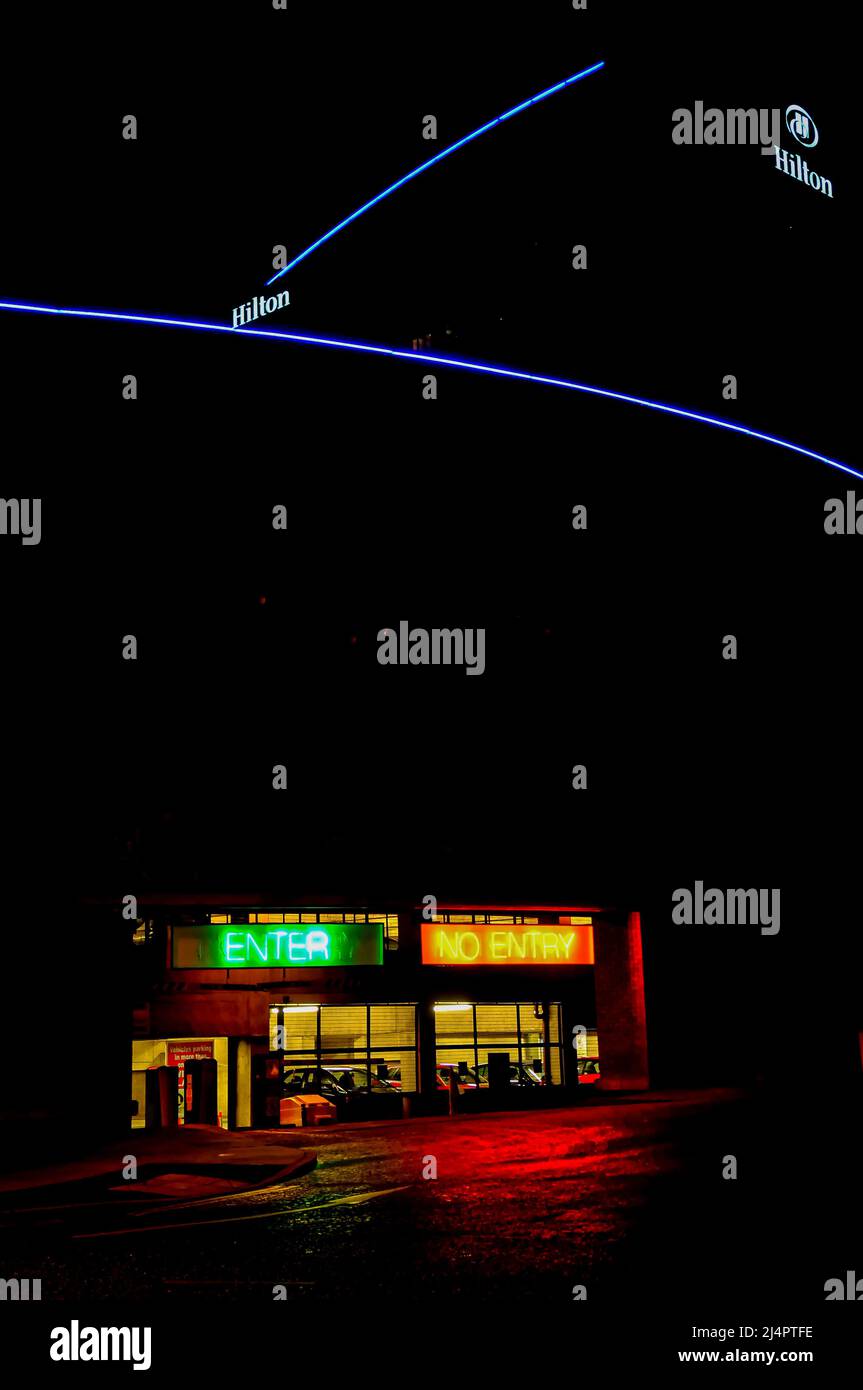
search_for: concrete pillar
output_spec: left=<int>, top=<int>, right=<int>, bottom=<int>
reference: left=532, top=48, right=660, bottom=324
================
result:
left=236, top=1040, right=252, bottom=1128
left=593, top=911, right=649, bottom=1090
left=417, top=997, right=438, bottom=1099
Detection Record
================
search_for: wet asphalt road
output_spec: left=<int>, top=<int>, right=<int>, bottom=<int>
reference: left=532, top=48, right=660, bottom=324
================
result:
left=2, top=1090, right=855, bottom=1305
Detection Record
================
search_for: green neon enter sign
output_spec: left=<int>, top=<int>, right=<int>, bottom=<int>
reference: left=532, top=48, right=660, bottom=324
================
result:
left=172, top=922, right=384, bottom=969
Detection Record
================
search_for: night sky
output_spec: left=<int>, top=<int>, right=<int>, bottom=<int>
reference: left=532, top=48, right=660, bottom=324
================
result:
left=1, top=0, right=858, bottom=1114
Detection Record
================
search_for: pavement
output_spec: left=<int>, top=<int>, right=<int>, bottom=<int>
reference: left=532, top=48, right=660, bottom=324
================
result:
left=0, top=1123, right=317, bottom=1200
left=0, top=1088, right=729, bottom=1199
left=1, top=1088, right=860, bottom=1309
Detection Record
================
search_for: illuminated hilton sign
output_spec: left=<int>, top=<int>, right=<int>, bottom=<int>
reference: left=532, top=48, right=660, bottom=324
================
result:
left=421, top=921, right=594, bottom=966
left=172, top=922, right=384, bottom=969
left=774, top=104, right=834, bottom=198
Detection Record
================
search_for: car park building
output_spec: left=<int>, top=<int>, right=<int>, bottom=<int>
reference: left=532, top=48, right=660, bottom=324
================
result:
left=130, top=897, right=649, bottom=1128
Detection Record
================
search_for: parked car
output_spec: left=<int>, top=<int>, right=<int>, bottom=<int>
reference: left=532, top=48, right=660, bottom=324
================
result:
left=436, top=1063, right=482, bottom=1090
left=475, top=1061, right=544, bottom=1087
left=577, top=1058, right=601, bottom=1085
left=383, top=1063, right=480, bottom=1091
left=282, top=1065, right=398, bottom=1099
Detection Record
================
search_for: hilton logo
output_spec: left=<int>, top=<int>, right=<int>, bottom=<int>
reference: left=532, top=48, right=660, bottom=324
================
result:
left=786, top=104, right=818, bottom=148
left=774, top=104, right=833, bottom=197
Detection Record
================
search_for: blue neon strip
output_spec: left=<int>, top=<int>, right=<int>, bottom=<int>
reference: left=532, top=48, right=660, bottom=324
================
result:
left=0, top=298, right=856, bottom=479
left=264, top=60, right=605, bottom=286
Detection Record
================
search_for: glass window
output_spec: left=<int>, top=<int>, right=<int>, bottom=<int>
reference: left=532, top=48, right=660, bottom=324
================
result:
left=270, top=1006, right=319, bottom=1053
left=435, top=1003, right=565, bottom=1088
left=433, top=1003, right=476, bottom=1075
left=574, top=1027, right=599, bottom=1058
left=269, top=1004, right=418, bottom=1094
left=320, top=1005, right=367, bottom=1052
left=476, top=1004, right=519, bottom=1048
left=370, top=1004, right=416, bottom=1049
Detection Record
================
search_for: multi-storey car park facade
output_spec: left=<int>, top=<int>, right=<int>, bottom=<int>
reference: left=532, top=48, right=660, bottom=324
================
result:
left=130, top=898, right=649, bottom=1129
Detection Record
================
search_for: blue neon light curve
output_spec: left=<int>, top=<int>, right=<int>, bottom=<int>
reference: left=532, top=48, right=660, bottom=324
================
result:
left=264, top=60, right=605, bottom=286
left=0, top=299, right=856, bottom=479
